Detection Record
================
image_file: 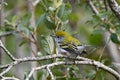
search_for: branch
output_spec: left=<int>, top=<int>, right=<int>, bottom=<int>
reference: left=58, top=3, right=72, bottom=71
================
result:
left=0, top=40, right=16, bottom=61
left=0, top=61, right=18, bottom=76
left=0, top=64, right=9, bottom=69
left=86, top=0, right=99, bottom=15
left=0, top=65, right=13, bottom=76
left=0, top=0, right=4, bottom=26
left=33, top=0, right=41, bottom=6
left=0, top=54, right=89, bottom=76
left=107, top=0, right=120, bottom=20
left=25, top=60, right=120, bottom=80
left=1, top=76, right=20, bottom=80
left=0, top=0, right=4, bottom=69
left=0, top=54, right=119, bottom=79
left=0, top=31, right=19, bottom=38
left=46, top=66, right=55, bottom=80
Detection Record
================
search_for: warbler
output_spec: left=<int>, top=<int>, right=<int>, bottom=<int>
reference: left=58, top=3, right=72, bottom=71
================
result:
left=55, top=30, right=96, bottom=57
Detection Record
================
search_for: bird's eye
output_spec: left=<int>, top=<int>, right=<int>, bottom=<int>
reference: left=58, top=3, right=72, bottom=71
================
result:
left=57, top=36, right=60, bottom=38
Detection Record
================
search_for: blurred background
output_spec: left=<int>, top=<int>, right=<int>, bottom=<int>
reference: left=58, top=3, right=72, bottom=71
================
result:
left=0, top=0, right=120, bottom=80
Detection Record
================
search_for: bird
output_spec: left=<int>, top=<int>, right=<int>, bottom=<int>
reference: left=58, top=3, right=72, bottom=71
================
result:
left=55, top=30, right=96, bottom=57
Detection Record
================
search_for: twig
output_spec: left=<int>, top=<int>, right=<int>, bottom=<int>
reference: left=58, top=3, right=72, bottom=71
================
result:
left=0, top=61, right=18, bottom=76
left=0, top=40, right=16, bottom=61
left=1, top=76, right=20, bottom=80
left=0, top=64, right=9, bottom=69
left=104, top=0, right=109, bottom=11
left=46, top=66, right=55, bottom=80
left=33, top=0, right=41, bottom=6
left=86, top=0, right=99, bottom=15
left=0, top=65, right=13, bottom=76
left=0, top=31, right=19, bottom=38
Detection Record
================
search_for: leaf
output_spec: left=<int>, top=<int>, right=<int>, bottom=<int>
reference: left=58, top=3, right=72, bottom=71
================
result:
left=110, top=33, right=120, bottom=44
left=116, top=25, right=120, bottom=34
left=44, top=14, right=56, bottom=30
left=17, top=23, right=30, bottom=37
left=0, top=30, right=4, bottom=35
left=65, top=2, right=72, bottom=14
left=36, top=14, right=46, bottom=27
left=19, top=40, right=28, bottom=46
left=21, top=13, right=32, bottom=26
left=86, top=70, right=96, bottom=79
left=11, top=16, right=18, bottom=25
left=92, top=14, right=101, bottom=21
left=89, top=29, right=103, bottom=45
left=92, top=29, right=104, bottom=35
left=60, top=2, right=72, bottom=21
left=57, top=4, right=65, bottom=18
left=4, top=19, right=12, bottom=26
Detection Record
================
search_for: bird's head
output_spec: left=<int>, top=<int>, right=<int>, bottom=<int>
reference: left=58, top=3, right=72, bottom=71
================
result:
left=55, top=30, right=81, bottom=45
left=55, top=30, right=68, bottom=43
left=56, top=30, right=67, bottom=37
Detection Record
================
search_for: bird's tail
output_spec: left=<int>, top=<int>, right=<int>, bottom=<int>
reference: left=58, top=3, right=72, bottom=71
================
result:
left=82, top=45, right=97, bottom=54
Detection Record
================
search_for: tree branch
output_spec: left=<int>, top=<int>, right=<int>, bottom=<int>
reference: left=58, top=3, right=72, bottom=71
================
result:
left=86, top=0, right=99, bottom=14
left=0, top=54, right=120, bottom=79
left=33, top=0, right=41, bottom=6
left=1, top=76, right=20, bottom=80
left=0, top=37, right=119, bottom=79
left=0, top=31, right=19, bottom=38
left=25, top=60, right=120, bottom=80
left=0, top=40, right=16, bottom=61
left=107, top=0, right=120, bottom=20
left=46, top=66, right=55, bottom=80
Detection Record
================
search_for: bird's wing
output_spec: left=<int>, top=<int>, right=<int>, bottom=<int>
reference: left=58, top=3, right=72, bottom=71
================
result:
left=59, top=42, right=80, bottom=55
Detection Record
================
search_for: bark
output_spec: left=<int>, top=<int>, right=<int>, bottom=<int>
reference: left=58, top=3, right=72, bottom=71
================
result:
left=0, top=0, right=4, bottom=65
left=107, top=0, right=120, bottom=20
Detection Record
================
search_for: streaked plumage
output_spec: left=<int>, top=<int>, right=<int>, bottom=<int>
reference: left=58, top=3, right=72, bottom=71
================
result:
left=55, top=30, right=89, bottom=57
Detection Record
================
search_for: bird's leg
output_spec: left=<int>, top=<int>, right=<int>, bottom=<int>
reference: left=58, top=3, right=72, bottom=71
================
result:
left=73, top=55, right=78, bottom=65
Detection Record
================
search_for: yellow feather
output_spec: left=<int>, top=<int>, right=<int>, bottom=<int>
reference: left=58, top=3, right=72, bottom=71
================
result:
left=56, top=30, right=81, bottom=46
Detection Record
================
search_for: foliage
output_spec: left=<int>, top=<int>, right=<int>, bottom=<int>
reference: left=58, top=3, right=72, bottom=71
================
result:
left=1, top=0, right=120, bottom=80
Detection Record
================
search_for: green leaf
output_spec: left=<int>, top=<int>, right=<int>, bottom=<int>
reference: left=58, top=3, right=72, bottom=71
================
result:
left=0, top=30, right=4, bottom=35
left=92, top=14, right=101, bottom=21
left=21, top=13, right=32, bottom=26
left=27, top=26, right=34, bottom=32
left=65, top=2, right=72, bottom=14
left=89, top=29, right=103, bottom=45
left=17, top=24, right=30, bottom=35
left=92, top=29, right=104, bottom=34
left=110, top=33, right=120, bottom=44
left=86, top=70, right=96, bottom=79
left=44, top=14, right=56, bottom=30
left=60, top=2, right=72, bottom=21
left=19, top=40, right=28, bottom=47
left=57, top=4, right=65, bottom=18
left=11, top=16, right=18, bottom=25
left=36, top=14, right=46, bottom=27
left=116, top=25, right=120, bottom=34
left=4, top=19, right=12, bottom=26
